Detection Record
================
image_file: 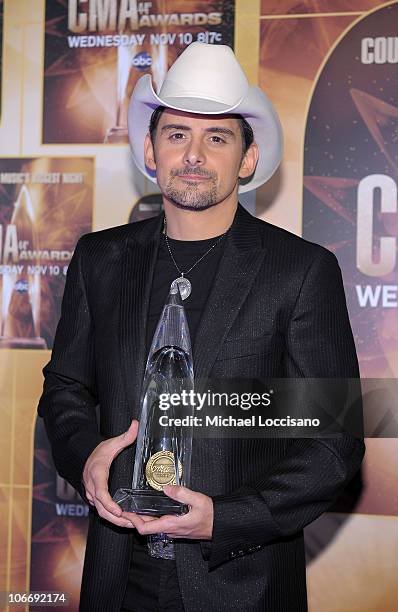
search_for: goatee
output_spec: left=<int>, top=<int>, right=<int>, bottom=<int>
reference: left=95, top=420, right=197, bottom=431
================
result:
left=165, top=167, right=219, bottom=211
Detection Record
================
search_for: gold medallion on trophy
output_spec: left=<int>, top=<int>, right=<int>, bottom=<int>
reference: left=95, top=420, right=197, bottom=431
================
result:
left=145, top=450, right=183, bottom=491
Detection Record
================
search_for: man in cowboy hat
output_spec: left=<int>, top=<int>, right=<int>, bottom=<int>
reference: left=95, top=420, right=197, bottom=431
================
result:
left=38, top=42, right=364, bottom=611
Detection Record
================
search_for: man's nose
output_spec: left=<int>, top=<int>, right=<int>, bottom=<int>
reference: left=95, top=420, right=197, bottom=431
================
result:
left=183, top=138, right=205, bottom=166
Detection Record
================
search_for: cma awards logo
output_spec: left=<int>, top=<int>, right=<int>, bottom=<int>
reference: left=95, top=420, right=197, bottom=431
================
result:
left=132, top=51, right=152, bottom=70
left=302, top=0, right=398, bottom=318
left=67, top=0, right=223, bottom=31
left=356, top=174, right=396, bottom=278
left=355, top=173, right=397, bottom=308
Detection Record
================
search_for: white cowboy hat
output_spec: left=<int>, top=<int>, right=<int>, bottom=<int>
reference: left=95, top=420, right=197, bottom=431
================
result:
left=128, top=42, right=283, bottom=193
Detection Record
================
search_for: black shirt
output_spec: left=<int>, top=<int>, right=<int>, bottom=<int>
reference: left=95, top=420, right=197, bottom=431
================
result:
left=145, top=231, right=227, bottom=350
left=122, top=230, right=226, bottom=612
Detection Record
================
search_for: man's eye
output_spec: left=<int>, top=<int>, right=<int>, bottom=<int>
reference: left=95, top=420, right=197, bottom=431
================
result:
left=169, top=133, right=185, bottom=140
left=209, top=136, right=225, bottom=144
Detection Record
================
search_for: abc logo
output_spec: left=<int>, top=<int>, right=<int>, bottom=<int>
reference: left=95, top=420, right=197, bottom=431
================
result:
left=132, top=52, right=152, bottom=70
left=15, top=279, right=29, bottom=293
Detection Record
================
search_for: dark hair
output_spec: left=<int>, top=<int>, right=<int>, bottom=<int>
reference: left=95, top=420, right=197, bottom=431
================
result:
left=148, top=105, right=254, bottom=155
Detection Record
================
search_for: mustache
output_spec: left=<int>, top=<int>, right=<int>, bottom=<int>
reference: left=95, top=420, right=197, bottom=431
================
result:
left=170, top=167, right=217, bottom=179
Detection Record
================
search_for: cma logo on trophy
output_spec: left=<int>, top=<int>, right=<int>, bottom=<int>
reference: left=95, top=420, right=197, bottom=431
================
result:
left=0, top=185, right=47, bottom=348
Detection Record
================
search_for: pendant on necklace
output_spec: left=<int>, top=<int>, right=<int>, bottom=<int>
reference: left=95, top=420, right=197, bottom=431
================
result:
left=170, top=276, right=191, bottom=300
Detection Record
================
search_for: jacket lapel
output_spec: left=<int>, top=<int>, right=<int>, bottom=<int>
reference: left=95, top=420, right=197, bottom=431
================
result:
left=193, top=203, right=267, bottom=379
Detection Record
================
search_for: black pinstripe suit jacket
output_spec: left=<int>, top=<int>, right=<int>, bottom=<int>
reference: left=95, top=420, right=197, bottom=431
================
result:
left=37, top=203, right=365, bottom=612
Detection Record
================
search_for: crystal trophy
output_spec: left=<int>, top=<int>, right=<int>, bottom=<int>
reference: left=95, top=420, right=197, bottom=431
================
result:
left=113, top=283, right=194, bottom=557
left=0, top=185, right=47, bottom=349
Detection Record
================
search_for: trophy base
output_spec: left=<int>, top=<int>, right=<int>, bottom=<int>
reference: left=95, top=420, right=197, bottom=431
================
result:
left=113, top=488, right=189, bottom=516
left=0, top=336, right=47, bottom=349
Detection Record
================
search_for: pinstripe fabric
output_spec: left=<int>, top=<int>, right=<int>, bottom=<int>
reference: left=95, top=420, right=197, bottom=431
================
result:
left=37, top=203, right=365, bottom=611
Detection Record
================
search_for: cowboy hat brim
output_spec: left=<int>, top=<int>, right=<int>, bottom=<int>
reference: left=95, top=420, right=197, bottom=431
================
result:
left=128, top=74, right=283, bottom=193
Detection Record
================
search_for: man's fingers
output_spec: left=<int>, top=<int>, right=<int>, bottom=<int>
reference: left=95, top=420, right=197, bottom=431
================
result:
left=121, top=511, right=158, bottom=524
left=94, top=499, right=135, bottom=528
left=95, top=489, right=122, bottom=516
left=85, top=491, right=95, bottom=506
left=83, top=421, right=140, bottom=511
left=93, top=473, right=122, bottom=517
left=82, top=422, right=141, bottom=524
left=137, top=515, right=184, bottom=536
left=163, top=484, right=197, bottom=506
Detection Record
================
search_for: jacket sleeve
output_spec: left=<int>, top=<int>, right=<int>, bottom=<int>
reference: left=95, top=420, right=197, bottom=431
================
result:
left=201, top=249, right=365, bottom=570
left=37, top=237, right=105, bottom=500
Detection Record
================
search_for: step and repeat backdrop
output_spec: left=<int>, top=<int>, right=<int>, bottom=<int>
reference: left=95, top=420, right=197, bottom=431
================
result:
left=0, top=1, right=397, bottom=610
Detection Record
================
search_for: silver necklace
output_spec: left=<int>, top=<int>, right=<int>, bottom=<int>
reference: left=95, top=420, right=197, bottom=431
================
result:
left=163, top=216, right=227, bottom=300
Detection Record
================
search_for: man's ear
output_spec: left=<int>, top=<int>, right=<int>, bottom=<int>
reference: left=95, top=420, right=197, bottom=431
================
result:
left=144, top=133, right=156, bottom=171
left=239, top=142, right=259, bottom=180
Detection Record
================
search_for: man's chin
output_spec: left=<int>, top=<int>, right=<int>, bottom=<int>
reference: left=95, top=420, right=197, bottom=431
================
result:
left=168, top=199, right=219, bottom=212
left=164, top=187, right=219, bottom=211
